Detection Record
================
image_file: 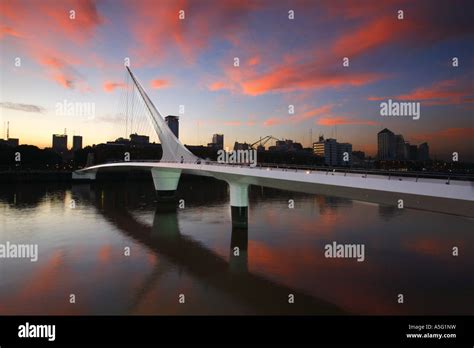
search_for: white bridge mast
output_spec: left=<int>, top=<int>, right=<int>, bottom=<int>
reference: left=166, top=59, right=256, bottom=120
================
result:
left=126, top=66, right=199, bottom=163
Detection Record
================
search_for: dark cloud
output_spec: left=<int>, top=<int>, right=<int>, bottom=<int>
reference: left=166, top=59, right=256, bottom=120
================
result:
left=0, top=102, right=45, bottom=113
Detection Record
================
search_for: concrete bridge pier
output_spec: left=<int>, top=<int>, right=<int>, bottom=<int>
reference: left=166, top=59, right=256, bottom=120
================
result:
left=228, top=181, right=249, bottom=228
left=229, top=227, right=248, bottom=273
left=151, top=168, right=181, bottom=204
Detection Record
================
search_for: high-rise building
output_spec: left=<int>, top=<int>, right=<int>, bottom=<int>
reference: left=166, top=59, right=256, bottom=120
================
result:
left=337, top=142, right=352, bottom=166
left=270, top=139, right=303, bottom=152
left=395, top=134, right=407, bottom=160
left=377, top=128, right=396, bottom=160
left=314, top=136, right=353, bottom=166
left=130, top=133, right=149, bottom=144
left=72, top=135, right=83, bottom=151
left=352, top=151, right=365, bottom=165
left=233, top=141, right=250, bottom=150
left=8, top=138, right=19, bottom=147
left=313, top=136, right=338, bottom=166
left=52, top=134, right=67, bottom=152
left=212, top=134, right=224, bottom=150
left=418, top=142, right=430, bottom=161
left=0, top=138, right=19, bottom=147
left=408, top=144, right=418, bottom=160
left=165, top=115, right=179, bottom=139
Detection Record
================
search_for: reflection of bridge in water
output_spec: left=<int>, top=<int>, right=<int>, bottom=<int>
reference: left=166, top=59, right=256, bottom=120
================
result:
left=73, top=67, right=474, bottom=225
left=81, top=182, right=344, bottom=315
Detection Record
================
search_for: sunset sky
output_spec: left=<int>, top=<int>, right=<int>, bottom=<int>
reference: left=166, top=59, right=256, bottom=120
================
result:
left=1, top=0, right=473, bottom=160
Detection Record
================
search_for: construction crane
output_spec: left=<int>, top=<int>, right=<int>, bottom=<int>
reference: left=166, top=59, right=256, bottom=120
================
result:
left=250, top=135, right=282, bottom=151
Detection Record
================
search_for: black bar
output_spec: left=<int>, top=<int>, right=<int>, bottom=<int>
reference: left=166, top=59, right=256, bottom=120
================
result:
left=0, top=315, right=472, bottom=345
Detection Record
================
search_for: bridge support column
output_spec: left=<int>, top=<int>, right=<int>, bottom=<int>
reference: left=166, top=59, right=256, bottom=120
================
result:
left=229, top=227, right=248, bottom=273
left=228, top=181, right=249, bottom=228
left=151, top=168, right=181, bottom=204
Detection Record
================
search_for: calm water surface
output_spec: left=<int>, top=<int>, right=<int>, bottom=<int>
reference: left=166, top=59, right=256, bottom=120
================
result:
left=0, top=177, right=473, bottom=315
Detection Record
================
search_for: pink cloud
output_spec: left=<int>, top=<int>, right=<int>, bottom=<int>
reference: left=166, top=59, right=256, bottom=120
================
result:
left=368, top=79, right=474, bottom=106
left=317, top=117, right=378, bottom=126
left=208, top=81, right=228, bottom=91
left=0, top=0, right=103, bottom=89
left=0, top=25, right=23, bottom=39
left=103, top=81, right=126, bottom=92
left=247, top=55, right=260, bottom=66
left=150, top=79, right=170, bottom=89
left=127, top=0, right=260, bottom=66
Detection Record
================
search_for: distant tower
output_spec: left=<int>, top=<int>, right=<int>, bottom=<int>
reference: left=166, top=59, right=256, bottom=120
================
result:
left=165, top=115, right=179, bottom=139
left=212, top=133, right=224, bottom=150
left=72, top=135, right=83, bottom=151
left=377, top=128, right=396, bottom=160
left=52, top=134, right=68, bottom=152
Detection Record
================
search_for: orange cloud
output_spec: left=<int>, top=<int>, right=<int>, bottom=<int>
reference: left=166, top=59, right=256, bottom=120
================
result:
left=317, top=117, right=378, bottom=126
left=263, top=118, right=284, bottom=127
left=53, top=73, right=75, bottom=89
left=397, top=79, right=474, bottom=105
left=0, top=0, right=103, bottom=44
left=150, top=79, right=170, bottom=89
left=300, top=105, right=333, bottom=120
left=42, top=0, right=103, bottom=44
left=207, top=12, right=404, bottom=97
left=0, top=0, right=103, bottom=89
left=247, top=55, right=260, bottom=66
left=209, top=81, right=227, bottom=91
left=207, top=0, right=474, bottom=97
left=242, top=66, right=383, bottom=96
left=39, top=55, right=81, bottom=69
left=0, top=25, right=22, bottom=38
left=331, top=16, right=412, bottom=59
left=128, top=0, right=260, bottom=66
left=368, top=79, right=474, bottom=106
left=103, top=81, right=126, bottom=92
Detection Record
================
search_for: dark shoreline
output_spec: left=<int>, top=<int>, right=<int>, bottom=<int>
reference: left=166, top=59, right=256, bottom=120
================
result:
left=0, top=170, right=73, bottom=182
left=0, top=170, right=219, bottom=183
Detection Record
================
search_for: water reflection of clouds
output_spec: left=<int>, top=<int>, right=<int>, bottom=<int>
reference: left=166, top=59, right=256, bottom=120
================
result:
left=1, top=181, right=473, bottom=315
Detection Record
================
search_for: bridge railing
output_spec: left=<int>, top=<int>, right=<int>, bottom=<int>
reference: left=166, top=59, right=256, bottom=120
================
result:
left=252, top=162, right=474, bottom=182
left=183, top=160, right=473, bottom=182
left=98, top=159, right=474, bottom=182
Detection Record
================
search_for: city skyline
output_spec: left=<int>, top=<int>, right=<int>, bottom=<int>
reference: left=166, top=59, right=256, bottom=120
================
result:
left=1, top=125, right=435, bottom=161
left=1, top=0, right=473, bottom=160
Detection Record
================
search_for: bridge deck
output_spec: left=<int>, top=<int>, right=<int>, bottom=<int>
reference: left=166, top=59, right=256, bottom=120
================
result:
left=74, top=161, right=473, bottom=203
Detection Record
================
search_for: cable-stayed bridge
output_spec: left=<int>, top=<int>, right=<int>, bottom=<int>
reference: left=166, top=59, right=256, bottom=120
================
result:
left=73, top=67, right=474, bottom=225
